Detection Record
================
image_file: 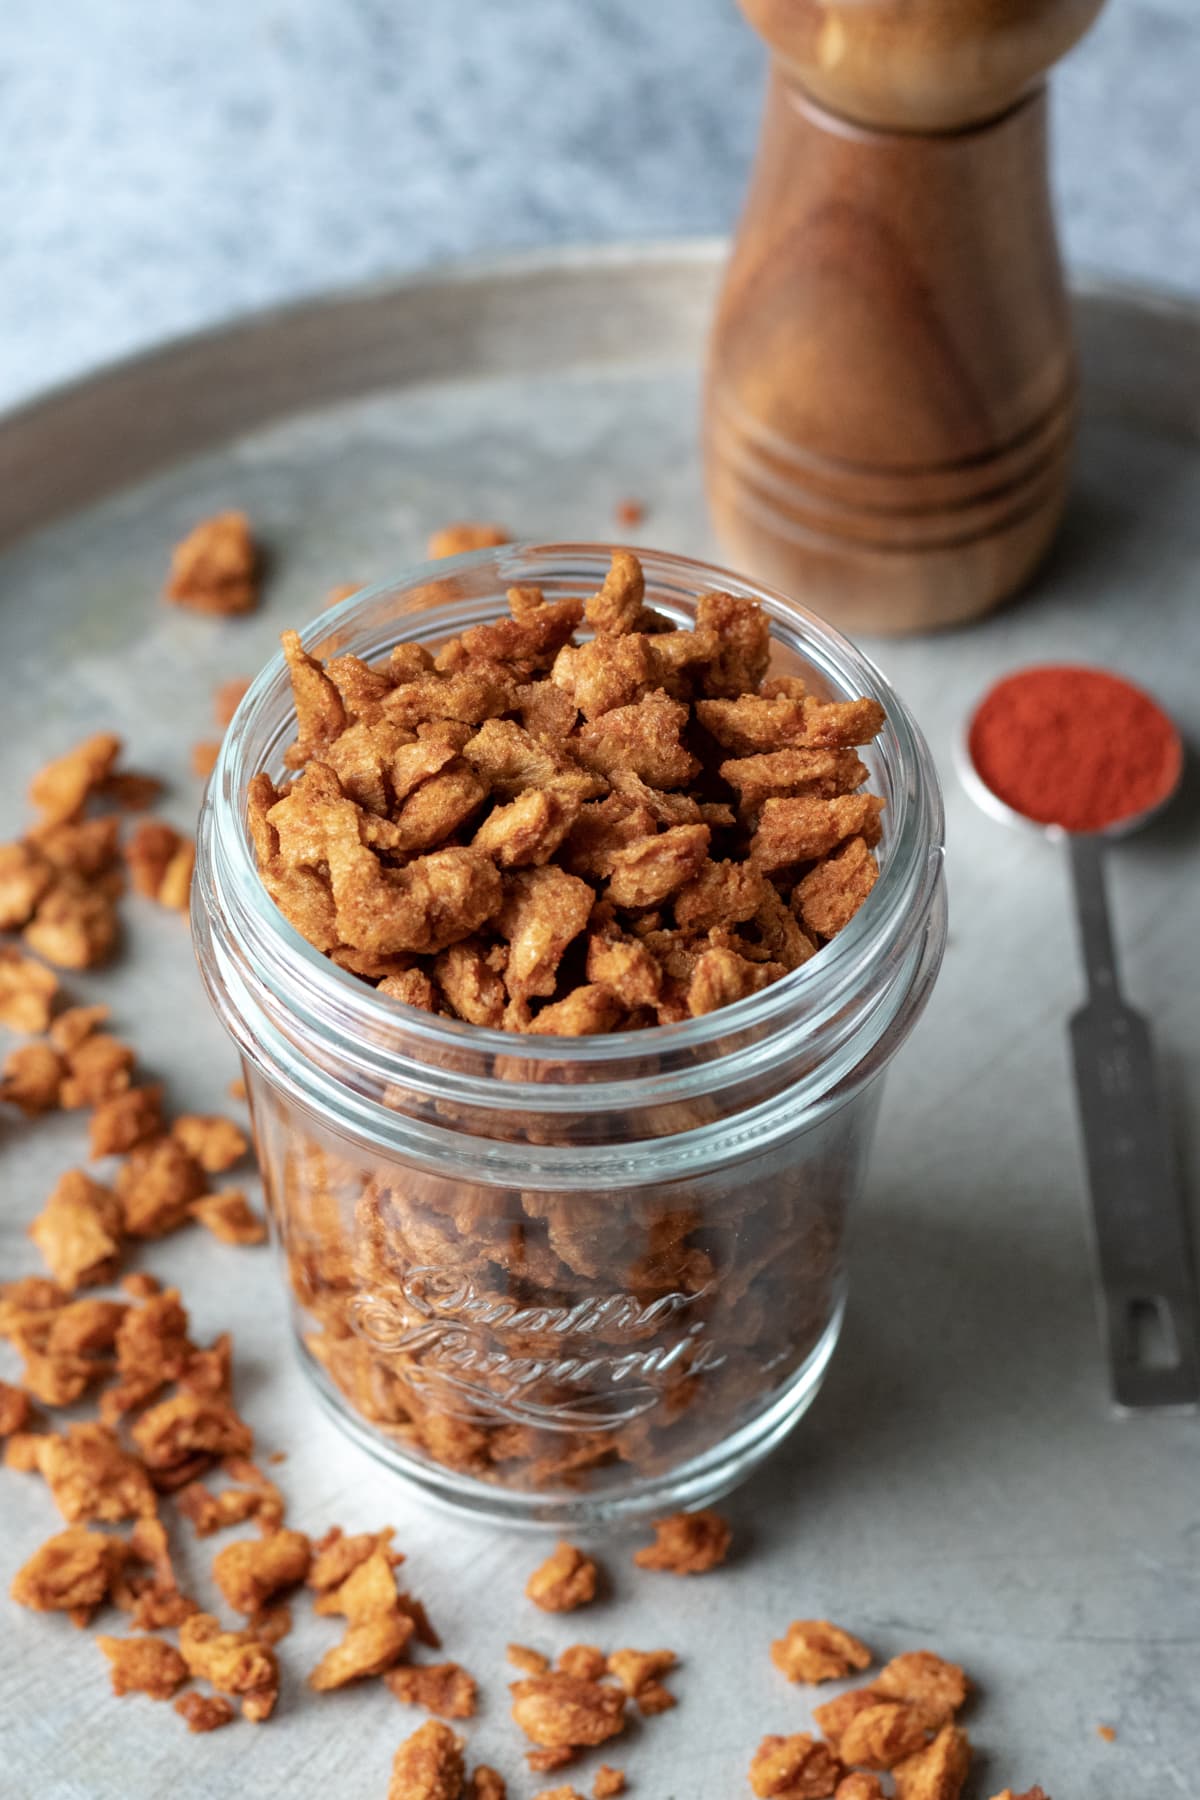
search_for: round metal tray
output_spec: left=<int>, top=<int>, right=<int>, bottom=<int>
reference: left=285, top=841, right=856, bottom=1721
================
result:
left=1, top=245, right=1197, bottom=1798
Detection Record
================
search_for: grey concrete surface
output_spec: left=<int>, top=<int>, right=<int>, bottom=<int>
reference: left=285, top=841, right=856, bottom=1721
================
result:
left=1, top=0, right=1198, bottom=410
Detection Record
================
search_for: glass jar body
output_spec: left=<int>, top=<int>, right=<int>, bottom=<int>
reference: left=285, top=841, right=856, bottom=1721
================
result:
left=194, top=544, right=946, bottom=1527
left=244, top=1059, right=885, bottom=1525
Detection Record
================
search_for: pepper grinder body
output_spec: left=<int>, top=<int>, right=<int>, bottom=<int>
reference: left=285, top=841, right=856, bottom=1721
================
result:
left=705, top=0, right=1105, bottom=634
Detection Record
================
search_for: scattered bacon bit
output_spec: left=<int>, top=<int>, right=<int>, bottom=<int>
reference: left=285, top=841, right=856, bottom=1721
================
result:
left=170, top=1113, right=248, bottom=1172
left=813, top=1689, right=886, bottom=1752
left=607, top=1647, right=677, bottom=1716
left=166, top=511, right=260, bottom=615
left=212, top=1529, right=312, bottom=1614
left=28, top=814, right=121, bottom=878
left=28, top=1169, right=124, bottom=1291
left=468, top=1769, right=508, bottom=1800
left=388, top=1719, right=467, bottom=1799
left=120, top=1272, right=160, bottom=1299
left=29, top=1421, right=156, bottom=1523
left=191, top=741, right=221, bottom=779
left=772, top=1620, right=874, bottom=1685
left=873, top=1652, right=970, bottom=1730
left=116, top=1136, right=206, bottom=1238
left=1097, top=1724, right=1116, bottom=1743
left=10, top=1525, right=132, bottom=1624
left=308, top=1549, right=415, bottom=1691
left=306, top=1525, right=399, bottom=1596
left=98, top=1286, right=195, bottom=1422
left=2, top=1040, right=64, bottom=1115
left=122, top=1516, right=192, bottom=1631
left=385, top=1661, right=479, bottom=1720
left=97, top=1633, right=188, bottom=1699
left=178, top=1612, right=279, bottom=1721
left=88, top=1083, right=165, bottom=1157
left=43, top=1297, right=127, bottom=1358
left=557, top=1645, right=606, bottom=1682
left=892, top=1725, right=972, bottom=1800
left=249, top=1601, right=293, bottom=1646
left=190, top=1190, right=267, bottom=1246
left=835, top=1777, right=886, bottom=1800
left=4, top=1432, right=45, bottom=1472
left=174, top=1691, right=236, bottom=1733
left=0, top=948, right=59, bottom=1033
left=0, top=1380, right=33, bottom=1436
left=526, top=1540, right=600, bottom=1613
left=838, top=1701, right=929, bottom=1769
left=100, top=772, right=164, bottom=812
left=29, top=733, right=123, bottom=827
left=632, top=1509, right=731, bottom=1575
left=510, top=1671, right=626, bottom=1758
left=23, top=875, right=119, bottom=969
left=124, top=821, right=195, bottom=912
left=132, top=1391, right=253, bottom=1473
left=0, top=1274, right=65, bottom=1335
left=749, top=1732, right=844, bottom=1798
left=614, top=498, right=645, bottom=528
left=427, top=522, right=511, bottom=560
left=177, top=1479, right=269, bottom=1538
left=49, top=1005, right=110, bottom=1054
left=508, top=1643, right=550, bottom=1674
left=160, top=840, right=195, bottom=910
left=0, top=839, right=54, bottom=930
left=528, top=1751, right=578, bottom=1777
left=59, top=1031, right=135, bottom=1107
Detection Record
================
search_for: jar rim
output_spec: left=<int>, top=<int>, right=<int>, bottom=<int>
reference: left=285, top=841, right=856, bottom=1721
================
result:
left=195, top=542, right=945, bottom=1124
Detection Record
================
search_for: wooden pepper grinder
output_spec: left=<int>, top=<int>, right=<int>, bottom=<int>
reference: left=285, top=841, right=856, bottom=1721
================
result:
left=705, top=0, right=1106, bottom=634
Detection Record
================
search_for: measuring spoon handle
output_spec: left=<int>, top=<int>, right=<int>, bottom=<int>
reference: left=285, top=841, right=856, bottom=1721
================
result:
left=1067, top=835, right=1200, bottom=1410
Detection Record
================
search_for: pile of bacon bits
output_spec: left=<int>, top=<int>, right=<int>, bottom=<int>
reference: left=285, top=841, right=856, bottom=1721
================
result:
left=377, top=1516, right=1052, bottom=1800
left=0, top=731, right=175, bottom=983
left=4, top=985, right=262, bottom=1282
left=0, top=729, right=264, bottom=1282
left=248, top=547, right=888, bottom=1032
left=1, top=1265, right=479, bottom=1744
left=752, top=1619, right=1051, bottom=1800
left=2, top=514, right=1056, bottom=1798
left=381, top=1518, right=725, bottom=1800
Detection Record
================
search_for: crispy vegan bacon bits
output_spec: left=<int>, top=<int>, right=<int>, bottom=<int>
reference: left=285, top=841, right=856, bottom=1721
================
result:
left=755, top=1634, right=982, bottom=1799
left=250, top=550, right=887, bottom=1030
left=240, top=553, right=888, bottom=1498
left=165, top=511, right=260, bottom=616
left=1, top=521, right=1050, bottom=1796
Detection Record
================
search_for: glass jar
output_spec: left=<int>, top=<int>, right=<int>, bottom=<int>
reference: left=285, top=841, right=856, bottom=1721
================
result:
left=192, top=545, right=946, bottom=1528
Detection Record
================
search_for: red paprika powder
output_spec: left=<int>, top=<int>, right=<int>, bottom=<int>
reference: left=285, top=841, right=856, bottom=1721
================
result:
left=967, top=665, right=1182, bottom=834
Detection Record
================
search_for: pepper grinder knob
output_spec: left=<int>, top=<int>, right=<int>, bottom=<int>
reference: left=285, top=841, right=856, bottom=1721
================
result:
left=705, top=0, right=1106, bottom=634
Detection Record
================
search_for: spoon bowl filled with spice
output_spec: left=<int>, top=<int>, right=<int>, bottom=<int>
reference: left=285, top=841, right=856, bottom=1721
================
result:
left=961, top=664, right=1184, bottom=840
left=961, top=662, right=1198, bottom=1413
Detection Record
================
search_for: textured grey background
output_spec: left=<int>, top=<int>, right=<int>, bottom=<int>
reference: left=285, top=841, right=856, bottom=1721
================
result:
left=2, top=0, right=1199, bottom=412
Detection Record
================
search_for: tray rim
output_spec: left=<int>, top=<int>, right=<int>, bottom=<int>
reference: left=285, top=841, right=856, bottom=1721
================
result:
left=1, top=238, right=728, bottom=432
left=1, top=239, right=1197, bottom=552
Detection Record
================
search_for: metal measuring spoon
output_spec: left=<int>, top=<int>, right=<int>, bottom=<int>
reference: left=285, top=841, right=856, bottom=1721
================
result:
left=960, top=708, right=1199, bottom=1412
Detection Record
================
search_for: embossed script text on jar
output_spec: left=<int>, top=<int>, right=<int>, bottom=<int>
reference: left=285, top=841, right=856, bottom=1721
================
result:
left=347, top=1269, right=728, bottom=1428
